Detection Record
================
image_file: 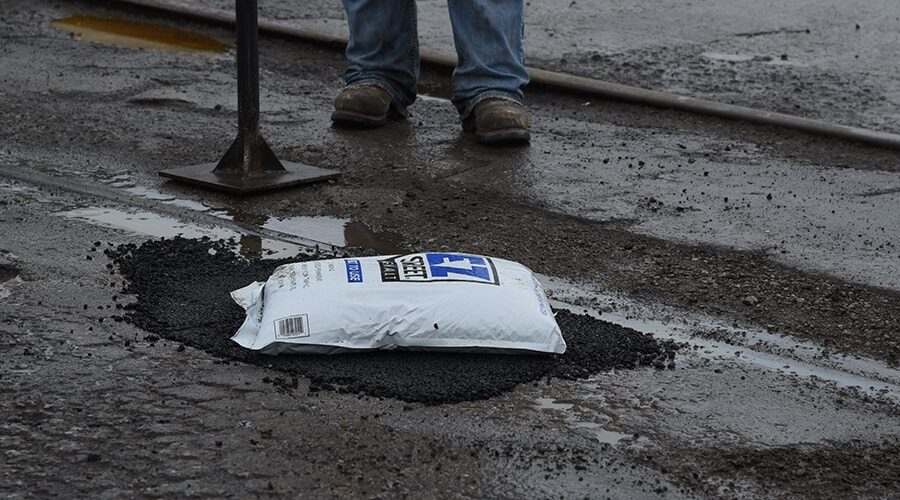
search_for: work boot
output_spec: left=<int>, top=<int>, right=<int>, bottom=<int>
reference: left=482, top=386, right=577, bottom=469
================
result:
left=331, top=85, right=398, bottom=128
left=462, top=98, right=530, bottom=145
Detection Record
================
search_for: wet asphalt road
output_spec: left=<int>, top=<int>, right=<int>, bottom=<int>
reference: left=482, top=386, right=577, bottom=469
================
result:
left=2, top=0, right=900, bottom=498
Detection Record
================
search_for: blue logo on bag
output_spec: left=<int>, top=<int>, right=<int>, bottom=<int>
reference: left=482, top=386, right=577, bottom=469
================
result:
left=426, top=253, right=492, bottom=282
left=345, top=259, right=363, bottom=283
left=378, top=253, right=500, bottom=285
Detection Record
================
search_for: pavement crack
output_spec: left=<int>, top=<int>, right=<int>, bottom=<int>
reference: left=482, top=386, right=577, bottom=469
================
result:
left=855, top=186, right=900, bottom=197
left=732, top=28, right=811, bottom=38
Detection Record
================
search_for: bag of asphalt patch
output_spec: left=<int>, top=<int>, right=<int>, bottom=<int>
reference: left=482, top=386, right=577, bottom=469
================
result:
left=230, top=252, right=566, bottom=354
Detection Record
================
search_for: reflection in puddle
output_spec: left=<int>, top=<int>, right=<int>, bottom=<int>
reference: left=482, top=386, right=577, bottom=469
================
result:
left=263, top=216, right=404, bottom=254
left=51, top=15, right=229, bottom=53
left=56, top=207, right=303, bottom=260
left=263, top=216, right=346, bottom=247
left=237, top=234, right=264, bottom=261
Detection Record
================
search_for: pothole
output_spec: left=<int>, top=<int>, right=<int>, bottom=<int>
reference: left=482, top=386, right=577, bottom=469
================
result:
left=107, top=237, right=682, bottom=404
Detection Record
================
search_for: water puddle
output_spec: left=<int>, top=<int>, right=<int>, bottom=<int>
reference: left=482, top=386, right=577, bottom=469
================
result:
left=102, top=175, right=403, bottom=254
left=56, top=206, right=404, bottom=260
left=263, top=215, right=405, bottom=254
left=56, top=207, right=303, bottom=260
left=123, top=186, right=231, bottom=216
left=100, top=175, right=234, bottom=219
left=533, top=397, right=632, bottom=444
left=541, top=276, right=900, bottom=400
left=51, top=15, right=229, bottom=53
left=570, top=422, right=633, bottom=445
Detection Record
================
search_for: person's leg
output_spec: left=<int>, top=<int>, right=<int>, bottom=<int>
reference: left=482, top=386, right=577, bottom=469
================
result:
left=340, top=0, right=419, bottom=112
left=446, top=0, right=529, bottom=119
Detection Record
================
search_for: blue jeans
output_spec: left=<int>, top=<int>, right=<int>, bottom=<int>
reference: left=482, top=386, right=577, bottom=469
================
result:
left=341, top=0, right=529, bottom=118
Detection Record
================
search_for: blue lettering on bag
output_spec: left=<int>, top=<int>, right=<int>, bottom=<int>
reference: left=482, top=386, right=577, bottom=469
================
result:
left=345, top=259, right=363, bottom=283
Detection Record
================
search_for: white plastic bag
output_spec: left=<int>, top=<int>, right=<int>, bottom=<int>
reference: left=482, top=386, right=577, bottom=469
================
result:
left=230, top=252, right=566, bottom=355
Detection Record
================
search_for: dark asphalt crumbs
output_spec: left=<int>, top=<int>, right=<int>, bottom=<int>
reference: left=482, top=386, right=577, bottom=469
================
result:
left=108, top=237, right=680, bottom=404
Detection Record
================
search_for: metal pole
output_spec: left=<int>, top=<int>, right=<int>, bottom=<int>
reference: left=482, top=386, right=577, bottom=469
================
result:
left=235, top=0, right=259, bottom=136
left=159, top=0, right=340, bottom=193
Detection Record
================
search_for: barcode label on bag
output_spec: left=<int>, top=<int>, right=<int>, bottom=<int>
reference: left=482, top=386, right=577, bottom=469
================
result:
left=275, top=314, right=309, bottom=339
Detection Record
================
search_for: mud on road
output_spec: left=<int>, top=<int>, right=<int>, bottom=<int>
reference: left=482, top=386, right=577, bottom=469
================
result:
left=1, top=0, right=900, bottom=498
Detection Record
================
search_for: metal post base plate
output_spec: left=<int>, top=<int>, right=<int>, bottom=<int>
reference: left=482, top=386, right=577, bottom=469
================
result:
left=159, top=161, right=340, bottom=194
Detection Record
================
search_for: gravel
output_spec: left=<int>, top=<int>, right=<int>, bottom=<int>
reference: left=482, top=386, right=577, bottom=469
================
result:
left=108, top=237, right=680, bottom=404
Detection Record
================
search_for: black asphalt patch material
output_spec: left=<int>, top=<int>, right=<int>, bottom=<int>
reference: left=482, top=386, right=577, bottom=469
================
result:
left=109, top=237, right=679, bottom=404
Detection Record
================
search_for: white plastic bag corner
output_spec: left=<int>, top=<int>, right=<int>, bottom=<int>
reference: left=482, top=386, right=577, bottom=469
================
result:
left=230, top=281, right=265, bottom=349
